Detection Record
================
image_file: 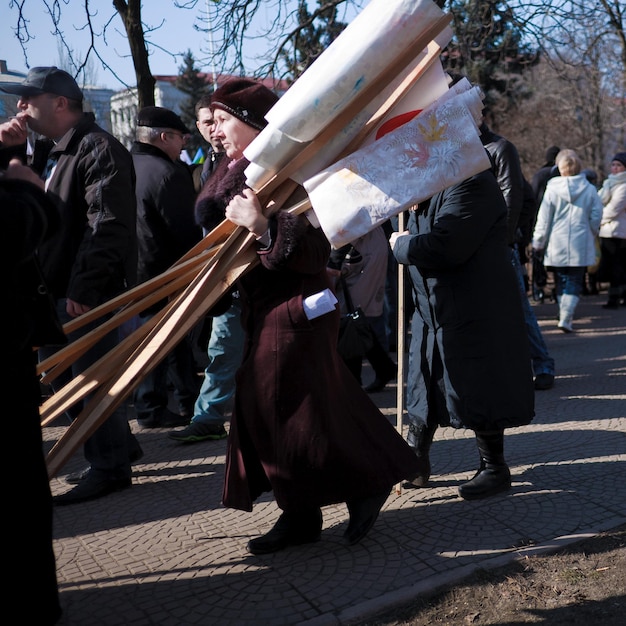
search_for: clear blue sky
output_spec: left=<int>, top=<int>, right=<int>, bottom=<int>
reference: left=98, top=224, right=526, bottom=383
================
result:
left=1, top=2, right=282, bottom=90
left=2, top=2, right=364, bottom=91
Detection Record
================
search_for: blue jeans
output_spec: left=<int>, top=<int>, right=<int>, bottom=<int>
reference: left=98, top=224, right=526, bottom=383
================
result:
left=512, top=249, right=555, bottom=377
left=192, top=297, right=244, bottom=425
left=39, top=299, right=139, bottom=480
left=553, top=266, right=586, bottom=297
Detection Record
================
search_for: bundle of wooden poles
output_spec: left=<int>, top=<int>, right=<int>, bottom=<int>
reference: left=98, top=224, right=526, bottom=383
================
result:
left=40, top=18, right=451, bottom=479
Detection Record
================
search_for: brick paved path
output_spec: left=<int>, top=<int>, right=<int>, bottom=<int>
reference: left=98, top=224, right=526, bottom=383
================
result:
left=46, top=292, right=626, bottom=625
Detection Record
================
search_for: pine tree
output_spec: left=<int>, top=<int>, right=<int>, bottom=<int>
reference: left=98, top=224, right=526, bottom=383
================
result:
left=442, top=0, right=538, bottom=110
left=175, top=51, right=211, bottom=154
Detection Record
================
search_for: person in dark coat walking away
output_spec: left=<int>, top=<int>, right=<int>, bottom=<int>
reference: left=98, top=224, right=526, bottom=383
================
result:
left=480, top=118, right=555, bottom=391
left=131, top=106, right=202, bottom=428
left=0, top=67, right=142, bottom=505
left=390, top=170, right=535, bottom=500
left=206, top=78, right=421, bottom=555
left=531, top=145, right=561, bottom=207
left=1, top=159, right=63, bottom=624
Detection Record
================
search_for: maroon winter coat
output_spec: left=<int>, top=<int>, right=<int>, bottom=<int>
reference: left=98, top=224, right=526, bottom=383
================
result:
left=222, top=210, right=421, bottom=512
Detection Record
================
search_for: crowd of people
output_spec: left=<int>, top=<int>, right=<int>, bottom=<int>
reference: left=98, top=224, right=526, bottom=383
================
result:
left=1, top=65, right=624, bottom=623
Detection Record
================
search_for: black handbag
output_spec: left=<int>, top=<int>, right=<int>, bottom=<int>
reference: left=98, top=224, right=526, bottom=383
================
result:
left=337, top=275, right=374, bottom=360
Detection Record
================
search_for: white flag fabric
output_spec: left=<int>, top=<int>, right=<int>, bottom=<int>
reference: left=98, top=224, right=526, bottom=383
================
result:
left=291, top=57, right=452, bottom=187
left=303, top=87, right=491, bottom=248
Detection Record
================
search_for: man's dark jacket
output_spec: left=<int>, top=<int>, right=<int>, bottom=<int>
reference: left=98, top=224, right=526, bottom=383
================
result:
left=480, top=123, right=524, bottom=246
left=131, top=141, right=200, bottom=286
left=32, top=113, right=137, bottom=305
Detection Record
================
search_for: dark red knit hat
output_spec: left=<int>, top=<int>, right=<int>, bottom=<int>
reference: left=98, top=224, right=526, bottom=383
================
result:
left=211, top=78, right=278, bottom=131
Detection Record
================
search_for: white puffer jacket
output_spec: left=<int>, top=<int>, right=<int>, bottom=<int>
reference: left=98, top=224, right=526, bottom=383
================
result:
left=532, top=173, right=603, bottom=267
left=598, top=170, right=626, bottom=240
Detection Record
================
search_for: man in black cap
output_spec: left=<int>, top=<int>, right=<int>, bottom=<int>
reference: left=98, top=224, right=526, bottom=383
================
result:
left=0, top=66, right=143, bottom=505
left=131, top=106, right=202, bottom=428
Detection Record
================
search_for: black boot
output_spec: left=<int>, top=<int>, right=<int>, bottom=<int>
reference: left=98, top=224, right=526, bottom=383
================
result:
left=602, top=295, right=620, bottom=309
left=363, top=333, right=396, bottom=393
left=247, top=508, right=322, bottom=555
left=458, top=431, right=511, bottom=500
left=404, top=421, right=437, bottom=488
left=344, top=489, right=389, bottom=545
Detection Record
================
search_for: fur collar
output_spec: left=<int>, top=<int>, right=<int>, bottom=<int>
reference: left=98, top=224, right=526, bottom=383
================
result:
left=195, top=156, right=249, bottom=232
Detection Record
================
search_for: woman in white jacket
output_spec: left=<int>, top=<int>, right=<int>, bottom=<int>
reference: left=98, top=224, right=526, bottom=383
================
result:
left=532, top=150, right=603, bottom=332
left=598, top=152, right=626, bottom=308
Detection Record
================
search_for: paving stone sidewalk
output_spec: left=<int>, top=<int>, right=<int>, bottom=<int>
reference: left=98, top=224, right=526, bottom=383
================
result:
left=45, top=292, right=626, bottom=625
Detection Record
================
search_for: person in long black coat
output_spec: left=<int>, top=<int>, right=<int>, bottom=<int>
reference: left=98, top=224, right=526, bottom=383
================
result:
left=1, top=159, right=63, bottom=624
left=391, top=169, right=535, bottom=500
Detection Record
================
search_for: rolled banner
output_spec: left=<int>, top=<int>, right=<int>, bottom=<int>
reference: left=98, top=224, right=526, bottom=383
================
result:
left=292, top=54, right=451, bottom=185
left=265, top=0, right=446, bottom=142
left=304, top=93, right=492, bottom=248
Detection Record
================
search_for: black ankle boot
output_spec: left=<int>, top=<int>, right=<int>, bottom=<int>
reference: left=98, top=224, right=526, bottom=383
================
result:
left=247, top=508, right=323, bottom=555
left=404, top=421, right=437, bottom=488
left=363, top=336, right=396, bottom=393
left=458, top=431, right=511, bottom=500
left=602, top=296, right=620, bottom=309
left=344, top=489, right=389, bottom=545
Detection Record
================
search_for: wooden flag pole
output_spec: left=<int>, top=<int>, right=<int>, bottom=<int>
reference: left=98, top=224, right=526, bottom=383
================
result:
left=40, top=311, right=163, bottom=426
left=38, top=260, right=204, bottom=384
left=45, top=198, right=313, bottom=474
left=42, top=179, right=305, bottom=438
left=48, top=227, right=228, bottom=340
left=395, top=210, right=407, bottom=495
left=46, top=231, right=258, bottom=477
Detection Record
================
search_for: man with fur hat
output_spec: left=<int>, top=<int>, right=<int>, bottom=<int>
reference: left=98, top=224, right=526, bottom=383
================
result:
left=203, top=78, right=421, bottom=555
left=131, top=106, right=202, bottom=428
left=0, top=66, right=142, bottom=505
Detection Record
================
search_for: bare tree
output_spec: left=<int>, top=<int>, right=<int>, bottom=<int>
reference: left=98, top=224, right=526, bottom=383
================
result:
left=500, top=59, right=604, bottom=178
left=55, top=41, right=99, bottom=87
left=112, top=0, right=155, bottom=108
left=10, top=0, right=161, bottom=107
left=507, top=0, right=626, bottom=156
left=190, top=0, right=363, bottom=80
left=9, top=1, right=362, bottom=105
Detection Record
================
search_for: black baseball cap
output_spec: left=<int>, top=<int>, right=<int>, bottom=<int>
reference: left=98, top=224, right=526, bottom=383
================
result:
left=0, top=66, right=83, bottom=102
left=136, top=106, right=190, bottom=134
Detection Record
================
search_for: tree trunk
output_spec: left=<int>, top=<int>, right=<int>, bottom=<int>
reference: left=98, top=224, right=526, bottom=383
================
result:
left=113, top=0, right=155, bottom=109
